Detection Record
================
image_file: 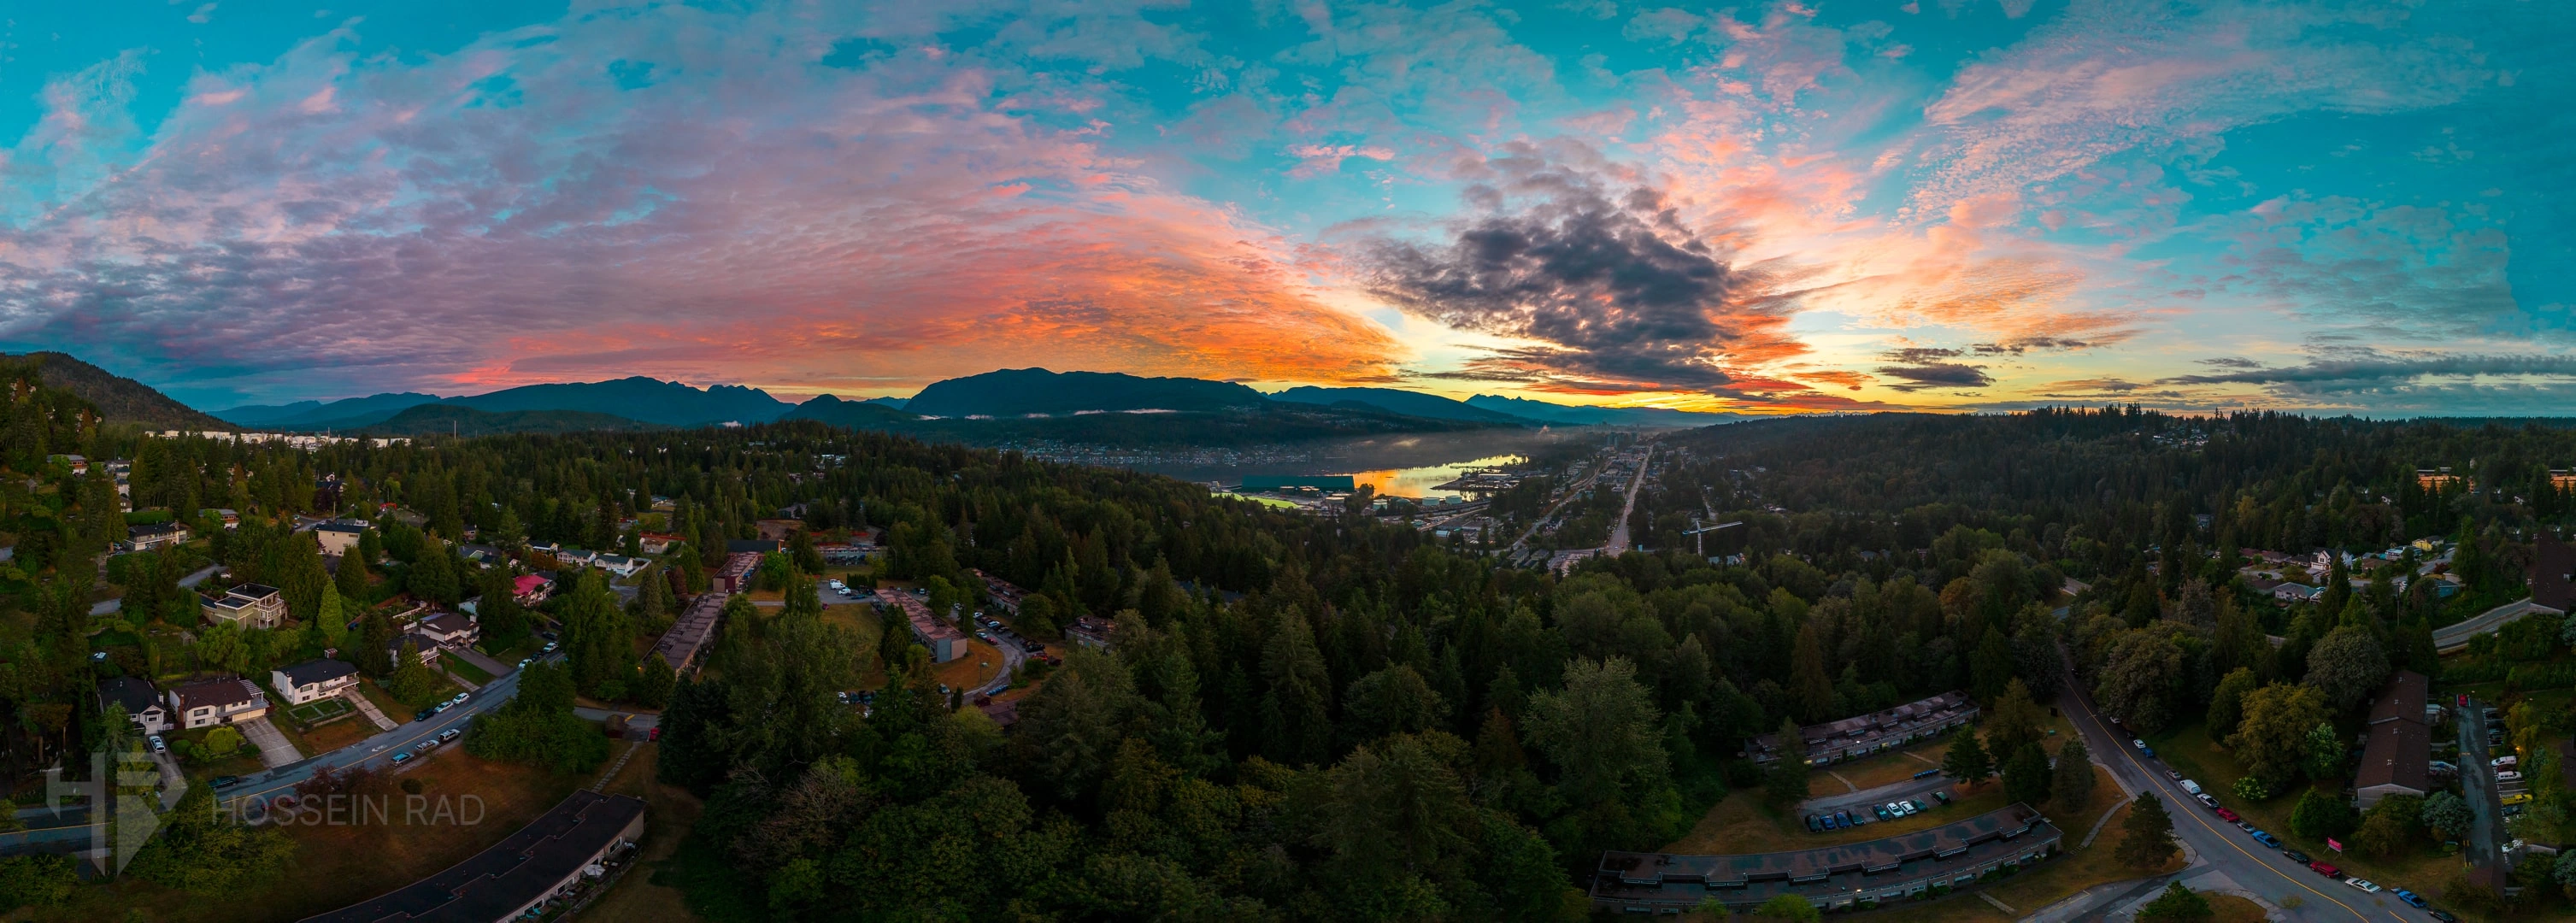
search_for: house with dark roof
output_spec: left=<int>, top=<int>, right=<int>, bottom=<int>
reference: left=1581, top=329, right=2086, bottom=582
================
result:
left=714, top=551, right=762, bottom=592
left=417, top=611, right=479, bottom=648
left=271, top=659, right=360, bottom=707
left=512, top=573, right=553, bottom=606
left=126, top=520, right=191, bottom=552
left=1747, top=691, right=1981, bottom=767
left=98, top=677, right=173, bottom=734
left=653, top=591, right=729, bottom=673
left=388, top=632, right=443, bottom=667
left=168, top=678, right=268, bottom=729
left=299, top=790, right=646, bottom=923
left=2355, top=669, right=2432, bottom=809
left=891, top=591, right=966, bottom=663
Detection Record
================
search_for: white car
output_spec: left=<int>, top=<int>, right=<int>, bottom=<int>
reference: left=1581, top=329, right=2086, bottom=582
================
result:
left=149, top=735, right=168, bottom=753
left=2492, top=755, right=2518, bottom=768
left=2497, top=771, right=2523, bottom=782
left=2343, top=878, right=2379, bottom=893
left=2132, top=738, right=2149, bottom=750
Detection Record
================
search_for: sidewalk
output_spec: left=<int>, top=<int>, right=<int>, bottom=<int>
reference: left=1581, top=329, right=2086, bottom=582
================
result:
left=338, top=688, right=399, bottom=731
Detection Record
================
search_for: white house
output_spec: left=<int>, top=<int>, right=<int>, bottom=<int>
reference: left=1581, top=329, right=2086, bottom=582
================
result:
left=168, top=678, right=268, bottom=729
left=416, top=612, right=479, bottom=647
left=591, top=554, right=647, bottom=577
left=270, top=659, right=359, bottom=706
left=203, top=584, right=287, bottom=630
left=314, top=521, right=368, bottom=556
left=99, top=677, right=173, bottom=734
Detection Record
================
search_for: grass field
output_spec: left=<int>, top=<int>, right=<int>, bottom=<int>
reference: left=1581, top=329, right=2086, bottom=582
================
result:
left=34, top=751, right=589, bottom=922
left=2208, top=893, right=2269, bottom=922
left=1814, top=736, right=1957, bottom=792
left=442, top=652, right=495, bottom=685
left=583, top=746, right=711, bottom=923
left=285, top=697, right=353, bottom=725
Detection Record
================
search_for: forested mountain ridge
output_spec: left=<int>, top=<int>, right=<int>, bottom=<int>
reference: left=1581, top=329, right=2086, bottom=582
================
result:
left=3, top=352, right=229, bottom=431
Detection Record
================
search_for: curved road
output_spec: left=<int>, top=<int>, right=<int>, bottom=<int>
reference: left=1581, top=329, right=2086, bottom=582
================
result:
left=216, top=652, right=560, bottom=820
left=2058, top=647, right=2420, bottom=923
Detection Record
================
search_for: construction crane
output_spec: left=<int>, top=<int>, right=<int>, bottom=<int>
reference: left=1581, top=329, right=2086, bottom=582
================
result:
left=1683, top=519, right=1743, bottom=559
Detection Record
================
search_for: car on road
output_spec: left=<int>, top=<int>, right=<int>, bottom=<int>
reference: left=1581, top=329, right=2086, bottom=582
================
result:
left=2308, top=861, right=2339, bottom=877
left=1022, top=640, right=1044, bottom=653
left=542, top=641, right=558, bottom=653
left=2502, top=793, right=2533, bottom=806
left=2497, top=771, right=2522, bottom=782
left=2343, top=878, right=2379, bottom=893
left=2132, top=738, right=2148, bottom=750
left=438, top=729, right=461, bottom=743
left=2163, top=769, right=2180, bottom=780
left=2179, top=779, right=2202, bottom=795
left=150, top=734, right=167, bottom=753
left=2195, top=793, right=2220, bottom=808
left=415, top=708, right=438, bottom=721
left=2492, top=755, right=2517, bottom=768
left=2391, top=889, right=2426, bottom=908
left=2214, top=808, right=2240, bottom=822
left=447, top=692, right=468, bottom=705
left=2283, top=850, right=2310, bottom=865
left=391, top=752, right=412, bottom=765
left=974, top=630, right=993, bottom=642
left=2250, top=831, right=2282, bottom=849
left=2428, top=910, right=2458, bottom=922
left=212, top=775, right=241, bottom=789
left=517, top=658, right=532, bottom=669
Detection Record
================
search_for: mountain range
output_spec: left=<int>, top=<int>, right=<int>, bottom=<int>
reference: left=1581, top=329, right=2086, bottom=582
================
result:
left=186, top=365, right=1739, bottom=436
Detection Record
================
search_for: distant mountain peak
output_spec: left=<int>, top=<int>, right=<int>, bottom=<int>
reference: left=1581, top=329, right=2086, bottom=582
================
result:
left=5, top=351, right=231, bottom=431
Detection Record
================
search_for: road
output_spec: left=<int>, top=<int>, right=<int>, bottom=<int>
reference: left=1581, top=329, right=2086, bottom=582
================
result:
left=2432, top=597, right=2556, bottom=653
left=2455, top=697, right=2506, bottom=879
left=215, top=653, right=556, bottom=819
left=2058, top=647, right=2418, bottom=923
left=1602, top=444, right=1652, bottom=554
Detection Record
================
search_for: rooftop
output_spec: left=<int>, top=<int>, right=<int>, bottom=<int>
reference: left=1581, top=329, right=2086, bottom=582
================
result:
left=275, top=659, right=358, bottom=687
left=170, top=678, right=262, bottom=712
left=2366, top=670, right=2428, bottom=726
left=2355, top=718, right=2431, bottom=793
left=299, top=791, right=645, bottom=923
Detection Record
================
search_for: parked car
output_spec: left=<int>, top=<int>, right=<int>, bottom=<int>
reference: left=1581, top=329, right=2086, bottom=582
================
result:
left=1022, top=640, right=1045, bottom=653
left=1873, top=805, right=1891, bottom=820
left=2179, top=779, right=2203, bottom=795
left=2344, top=878, right=2379, bottom=893
left=1908, top=798, right=1928, bottom=812
left=149, top=735, right=167, bottom=753
left=391, top=752, right=413, bottom=765
left=2195, top=793, right=2220, bottom=808
left=2308, top=861, right=2339, bottom=877
left=2214, top=808, right=2240, bottom=822
left=2251, top=831, right=2282, bottom=849
left=1932, top=791, right=1951, bottom=804
left=2132, top=738, right=2149, bottom=750
left=517, top=658, right=532, bottom=669
left=1835, top=810, right=1851, bottom=826
left=2163, top=769, right=2181, bottom=780
left=211, top=775, right=241, bottom=789
left=2497, top=771, right=2522, bottom=782
left=415, top=708, right=438, bottom=722
left=2391, top=889, right=2426, bottom=908
left=2429, top=910, right=2459, bottom=922
left=975, top=631, right=993, bottom=642
left=542, top=641, right=559, bottom=653
left=438, top=728, right=461, bottom=743
left=2283, top=850, right=2310, bottom=865
left=1806, top=815, right=1822, bottom=832
left=2492, top=755, right=2518, bottom=768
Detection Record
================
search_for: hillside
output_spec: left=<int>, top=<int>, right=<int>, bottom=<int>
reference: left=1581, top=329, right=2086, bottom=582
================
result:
left=7, top=352, right=230, bottom=431
left=1465, top=394, right=1740, bottom=427
left=779, top=394, right=924, bottom=427
left=1267, top=385, right=1531, bottom=424
left=217, top=391, right=442, bottom=427
left=905, top=367, right=1266, bottom=417
left=352, top=404, right=661, bottom=436
left=444, top=377, right=791, bottom=426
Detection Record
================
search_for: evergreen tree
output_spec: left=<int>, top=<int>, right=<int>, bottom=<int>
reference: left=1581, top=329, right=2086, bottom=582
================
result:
left=633, top=655, right=677, bottom=708
left=2136, top=881, right=2213, bottom=921
left=1763, top=716, right=1811, bottom=808
left=2051, top=739, right=2096, bottom=814
left=2115, top=793, right=2179, bottom=868
left=2205, top=667, right=2258, bottom=739
left=1788, top=624, right=1835, bottom=724
left=2003, top=743, right=2052, bottom=806
left=1943, top=728, right=1993, bottom=786
left=333, top=542, right=370, bottom=602
left=315, top=585, right=348, bottom=653
left=2290, top=788, right=2358, bottom=841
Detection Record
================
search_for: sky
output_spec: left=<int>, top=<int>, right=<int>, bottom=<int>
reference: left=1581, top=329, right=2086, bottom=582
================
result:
left=0, top=0, right=2568, bottom=415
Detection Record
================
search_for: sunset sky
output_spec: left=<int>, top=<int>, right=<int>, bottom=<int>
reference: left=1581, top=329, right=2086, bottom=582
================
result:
left=0, top=0, right=2567, bottom=414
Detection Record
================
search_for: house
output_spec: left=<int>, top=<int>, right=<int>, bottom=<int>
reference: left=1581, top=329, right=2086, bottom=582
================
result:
left=98, top=677, right=173, bottom=734
left=203, top=584, right=287, bottom=630
left=168, top=678, right=268, bottom=728
left=638, top=532, right=685, bottom=555
left=512, top=573, right=554, bottom=606
left=755, top=519, right=805, bottom=543
left=313, top=521, right=368, bottom=556
left=271, top=659, right=360, bottom=706
left=556, top=548, right=600, bottom=567
left=2528, top=535, right=2576, bottom=612
left=974, top=569, right=1028, bottom=614
left=458, top=544, right=505, bottom=569
left=127, top=521, right=191, bottom=552
left=1066, top=614, right=1117, bottom=650
left=203, top=508, right=241, bottom=530
left=654, top=591, right=729, bottom=673
left=891, top=592, right=965, bottom=663
left=815, top=543, right=874, bottom=564
left=1589, top=803, right=2062, bottom=913
left=388, top=632, right=444, bottom=667
left=417, top=612, right=479, bottom=647
left=2416, top=467, right=2463, bottom=491
left=1746, top=691, right=1982, bottom=767
left=298, top=790, right=646, bottom=923
left=714, top=552, right=762, bottom=593
left=2355, top=670, right=2432, bottom=809
left=591, top=554, right=647, bottom=577
left=2270, top=582, right=2318, bottom=604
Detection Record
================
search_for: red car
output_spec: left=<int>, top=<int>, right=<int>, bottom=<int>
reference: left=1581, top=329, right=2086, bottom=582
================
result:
left=2308, top=861, right=2339, bottom=878
left=2214, top=808, right=2240, bottom=822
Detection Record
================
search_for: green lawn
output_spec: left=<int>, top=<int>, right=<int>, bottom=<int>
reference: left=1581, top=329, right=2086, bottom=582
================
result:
left=285, top=697, right=353, bottom=725
left=443, top=651, right=497, bottom=685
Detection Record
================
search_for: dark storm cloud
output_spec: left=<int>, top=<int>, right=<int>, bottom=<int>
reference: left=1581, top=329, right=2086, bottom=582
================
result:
left=2160, top=353, right=2576, bottom=389
left=1360, top=149, right=1777, bottom=391
left=1873, top=345, right=1992, bottom=391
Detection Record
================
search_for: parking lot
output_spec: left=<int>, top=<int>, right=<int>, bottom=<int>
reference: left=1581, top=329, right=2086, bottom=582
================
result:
left=1798, top=773, right=1956, bottom=829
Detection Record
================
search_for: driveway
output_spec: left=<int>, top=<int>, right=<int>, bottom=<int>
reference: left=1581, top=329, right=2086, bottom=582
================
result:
left=2057, top=644, right=2414, bottom=923
left=235, top=716, right=303, bottom=769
